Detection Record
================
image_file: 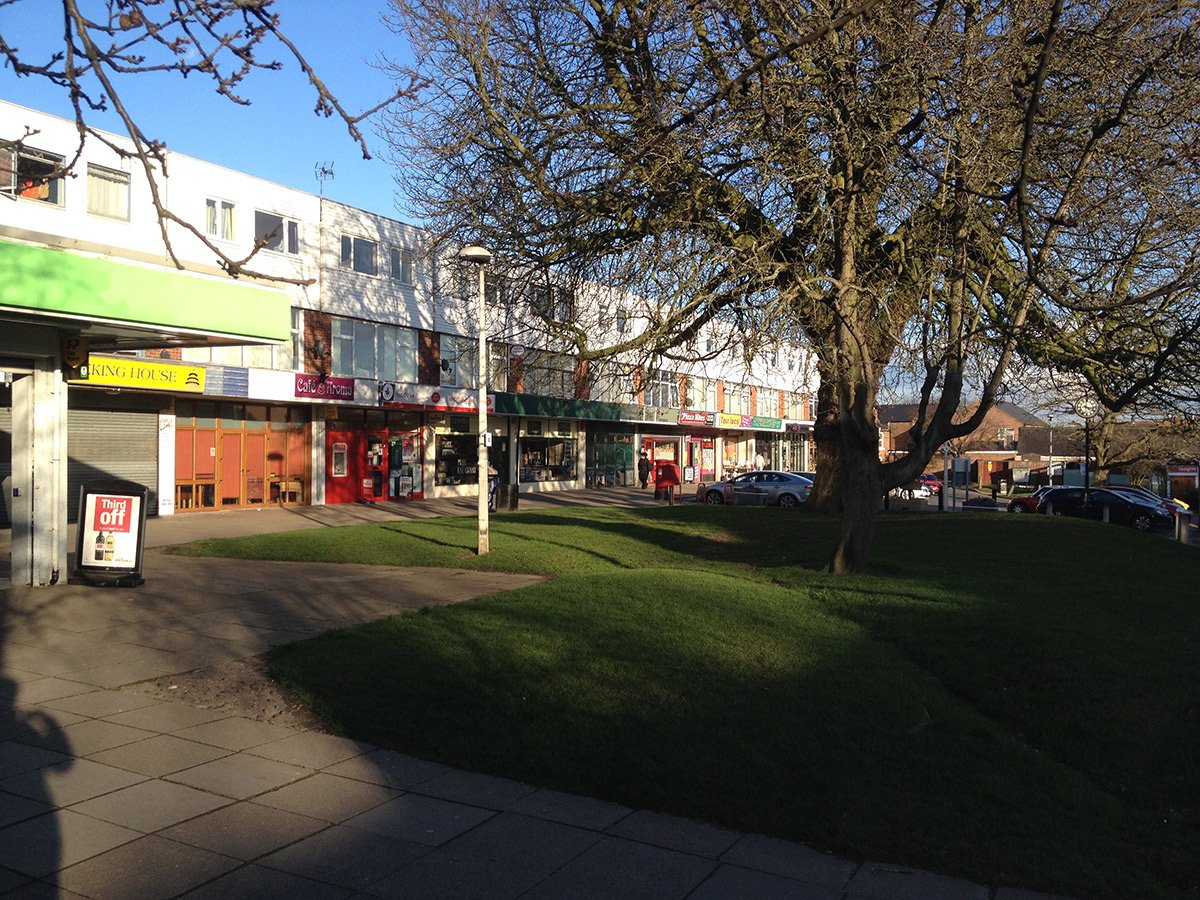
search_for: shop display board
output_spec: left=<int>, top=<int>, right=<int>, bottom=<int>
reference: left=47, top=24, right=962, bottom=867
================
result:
left=70, top=480, right=148, bottom=587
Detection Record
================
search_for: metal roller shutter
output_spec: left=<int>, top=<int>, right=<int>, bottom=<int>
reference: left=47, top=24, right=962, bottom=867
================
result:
left=67, top=406, right=158, bottom=522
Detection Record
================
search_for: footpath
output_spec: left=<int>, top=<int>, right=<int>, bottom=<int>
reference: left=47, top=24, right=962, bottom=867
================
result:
left=1, top=488, right=1069, bottom=899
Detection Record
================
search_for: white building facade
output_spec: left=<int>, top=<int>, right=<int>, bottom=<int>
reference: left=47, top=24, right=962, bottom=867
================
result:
left=1, top=100, right=816, bottom=585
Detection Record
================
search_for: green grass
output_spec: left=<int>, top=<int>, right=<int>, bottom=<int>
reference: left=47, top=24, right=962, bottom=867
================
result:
left=181, top=507, right=1200, bottom=898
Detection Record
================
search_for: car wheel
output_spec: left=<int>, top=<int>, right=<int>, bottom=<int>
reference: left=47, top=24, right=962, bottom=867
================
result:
left=1010, top=505, right=1025, bottom=513
left=705, top=490, right=725, bottom=505
left=778, top=493, right=798, bottom=508
left=1131, top=513, right=1152, bottom=531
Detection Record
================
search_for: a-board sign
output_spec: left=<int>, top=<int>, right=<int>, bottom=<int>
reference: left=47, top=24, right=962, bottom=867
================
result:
left=70, top=480, right=149, bottom=587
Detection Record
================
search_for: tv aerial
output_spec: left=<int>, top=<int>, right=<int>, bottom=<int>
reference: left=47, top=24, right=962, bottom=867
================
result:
left=314, top=162, right=335, bottom=195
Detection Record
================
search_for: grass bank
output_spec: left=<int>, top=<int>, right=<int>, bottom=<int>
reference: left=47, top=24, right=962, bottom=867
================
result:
left=182, top=507, right=1199, bottom=898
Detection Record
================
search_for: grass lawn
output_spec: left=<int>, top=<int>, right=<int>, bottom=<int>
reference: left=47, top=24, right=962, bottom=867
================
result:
left=181, top=507, right=1199, bottom=898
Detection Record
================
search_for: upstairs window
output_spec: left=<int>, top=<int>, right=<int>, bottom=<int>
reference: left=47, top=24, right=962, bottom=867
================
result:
left=87, top=165, right=130, bottom=220
left=331, top=317, right=418, bottom=382
left=341, top=234, right=377, bottom=275
left=389, top=246, right=415, bottom=283
left=1, top=144, right=64, bottom=205
left=205, top=198, right=235, bottom=240
left=255, top=210, right=300, bottom=254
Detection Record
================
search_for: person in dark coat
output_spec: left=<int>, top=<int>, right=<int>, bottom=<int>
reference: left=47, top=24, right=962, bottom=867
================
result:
left=637, top=451, right=652, bottom=489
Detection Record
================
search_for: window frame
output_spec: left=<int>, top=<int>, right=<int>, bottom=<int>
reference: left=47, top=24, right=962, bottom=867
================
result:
left=341, top=234, right=378, bottom=275
left=86, top=164, right=130, bottom=221
left=205, top=197, right=236, bottom=241
left=254, top=209, right=300, bottom=255
left=2, top=143, right=65, bottom=206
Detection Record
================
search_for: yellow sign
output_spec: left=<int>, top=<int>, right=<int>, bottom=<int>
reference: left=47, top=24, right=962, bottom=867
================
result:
left=74, top=356, right=206, bottom=393
left=61, top=334, right=89, bottom=367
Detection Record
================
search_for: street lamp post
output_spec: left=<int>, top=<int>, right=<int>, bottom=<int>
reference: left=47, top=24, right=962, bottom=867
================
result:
left=1073, top=398, right=1099, bottom=504
left=459, top=244, right=493, bottom=555
left=1047, top=413, right=1054, bottom=486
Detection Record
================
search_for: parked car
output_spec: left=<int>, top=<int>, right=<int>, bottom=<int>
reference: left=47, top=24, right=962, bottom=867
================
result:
left=1035, top=487, right=1175, bottom=531
left=917, top=473, right=943, bottom=495
left=1100, top=484, right=1183, bottom=517
left=890, top=482, right=932, bottom=500
left=1007, top=485, right=1054, bottom=513
left=704, top=471, right=812, bottom=507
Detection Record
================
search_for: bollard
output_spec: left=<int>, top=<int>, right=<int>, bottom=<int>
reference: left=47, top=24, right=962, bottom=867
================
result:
left=1178, top=511, right=1191, bottom=544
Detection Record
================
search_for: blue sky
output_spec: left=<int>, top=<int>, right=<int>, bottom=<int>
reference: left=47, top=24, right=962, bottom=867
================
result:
left=0, top=1, right=410, bottom=218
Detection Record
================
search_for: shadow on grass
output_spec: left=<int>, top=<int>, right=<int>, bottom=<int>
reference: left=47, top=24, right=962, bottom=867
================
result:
left=269, top=567, right=1196, bottom=899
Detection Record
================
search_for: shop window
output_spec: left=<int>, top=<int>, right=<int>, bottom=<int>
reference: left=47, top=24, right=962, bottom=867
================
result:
left=520, top=437, right=577, bottom=482
left=255, top=210, right=300, bottom=254
left=435, top=434, right=479, bottom=486
left=1, top=143, right=64, bottom=205
left=205, top=197, right=235, bottom=240
left=87, top=165, right=130, bottom=220
left=341, top=234, right=377, bottom=274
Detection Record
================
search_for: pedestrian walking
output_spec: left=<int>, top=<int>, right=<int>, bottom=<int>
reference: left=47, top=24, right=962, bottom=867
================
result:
left=638, top=451, right=652, bottom=489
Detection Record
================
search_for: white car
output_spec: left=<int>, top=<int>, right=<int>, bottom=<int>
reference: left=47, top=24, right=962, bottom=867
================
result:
left=890, top=482, right=932, bottom=500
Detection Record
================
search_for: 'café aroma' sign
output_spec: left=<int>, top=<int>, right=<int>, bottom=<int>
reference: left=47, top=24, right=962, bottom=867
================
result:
left=294, top=373, right=354, bottom=400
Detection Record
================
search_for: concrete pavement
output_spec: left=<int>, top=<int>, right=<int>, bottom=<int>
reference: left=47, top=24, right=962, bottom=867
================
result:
left=1, top=489, right=1071, bottom=898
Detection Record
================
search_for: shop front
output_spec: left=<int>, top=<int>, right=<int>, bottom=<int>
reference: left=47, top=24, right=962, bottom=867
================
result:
left=175, top=399, right=310, bottom=511
left=518, top=418, right=580, bottom=488
left=326, top=408, right=426, bottom=504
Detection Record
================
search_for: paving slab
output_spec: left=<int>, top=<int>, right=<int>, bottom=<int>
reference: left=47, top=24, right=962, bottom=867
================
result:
left=52, top=833, right=239, bottom=899
left=257, top=823, right=430, bottom=890
left=172, top=716, right=300, bottom=752
left=246, top=730, right=371, bottom=769
left=0, top=809, right=140, bottom=878
left=70, top=778, right=231, bottom=833
left=0, top=789, right=52, bottom=828
left=323, top=747, right=451, bottom=790
left=0, top=741, right=73, bottom=779
left=84, top=734, right=232, bottom=778
left=56, top=719, right=158, bottom=756
left=505, top=787, right=631, bottom=831
left=689, top=864, right=846, bottom=899
left=10, top=677, right=96, bottom=706
left=42, top=689, right=161, bottom=720
left=520, top=834, right=716, bottom=900
left=342, top=793, right=495, bottom=846
left=180, top=862, right=353, bottom=899
left=1, top=757, right=146, bottom=807
left=165, top=753, right=311, bottom=800
left=722, top=833, right=859, bottom=889
left=367, top=812, right=601, bottom=900
left=252, top=772, right=402, bottom=823
left=415, top=767, right=537, bottom=809
left=100, top=700, right=229, bottom=734
left=607, top=808, right=741, bottom=858
left=158, top=800, right=328, bottom=860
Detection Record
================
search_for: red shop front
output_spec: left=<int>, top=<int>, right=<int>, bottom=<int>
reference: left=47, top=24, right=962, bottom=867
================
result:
left=325, top=424, right=425, bottom=503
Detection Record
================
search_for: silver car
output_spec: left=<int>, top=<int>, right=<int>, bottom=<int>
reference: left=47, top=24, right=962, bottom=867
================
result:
left=704, top=470, right=813, bottom=507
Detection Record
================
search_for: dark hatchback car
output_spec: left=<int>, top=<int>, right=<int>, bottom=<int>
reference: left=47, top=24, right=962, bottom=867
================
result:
left=1035, top=487, right=1175, bottom=531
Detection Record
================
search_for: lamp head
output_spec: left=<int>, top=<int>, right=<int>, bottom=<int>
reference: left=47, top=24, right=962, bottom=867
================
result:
left=458, top=244, right=493, bottom=265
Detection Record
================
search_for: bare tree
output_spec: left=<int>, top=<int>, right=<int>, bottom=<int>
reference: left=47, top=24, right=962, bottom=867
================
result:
left=382, top=0, right=1200, bottom=572
left=1, top=0, right=412, bottom=283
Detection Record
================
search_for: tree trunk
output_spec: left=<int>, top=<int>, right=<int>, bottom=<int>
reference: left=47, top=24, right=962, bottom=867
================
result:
left=810, top=367, right=884, bottom=574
